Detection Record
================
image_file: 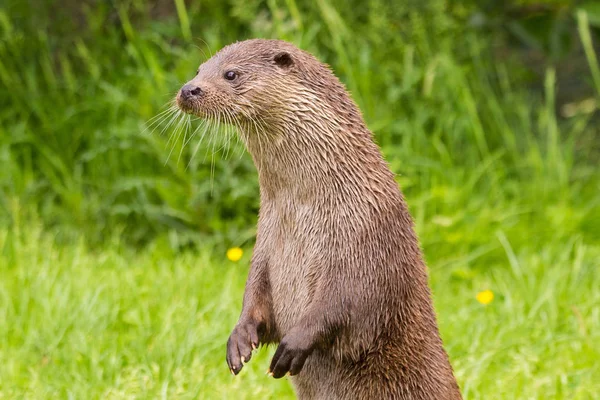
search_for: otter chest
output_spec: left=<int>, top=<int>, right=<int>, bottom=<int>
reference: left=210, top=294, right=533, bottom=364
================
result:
left=262, top=200, right=328, bottom=335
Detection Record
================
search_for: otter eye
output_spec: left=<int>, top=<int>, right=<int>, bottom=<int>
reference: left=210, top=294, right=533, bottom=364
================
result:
left=224, top=71, right=237, bottom=81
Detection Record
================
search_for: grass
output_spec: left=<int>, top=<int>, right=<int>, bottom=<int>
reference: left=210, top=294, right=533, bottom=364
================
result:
left=1, top=1, right=599, bottom=398
left=1, top=217, right=599, bottom=399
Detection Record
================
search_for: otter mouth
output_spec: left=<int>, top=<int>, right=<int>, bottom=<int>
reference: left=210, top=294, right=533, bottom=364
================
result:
left=176, top=99, right=197, bottom=115
left=176, top=95, right=202, bottom=117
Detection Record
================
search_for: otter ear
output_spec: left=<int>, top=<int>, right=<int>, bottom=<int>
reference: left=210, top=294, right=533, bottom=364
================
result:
left=273, top=52, right=294, bottom=69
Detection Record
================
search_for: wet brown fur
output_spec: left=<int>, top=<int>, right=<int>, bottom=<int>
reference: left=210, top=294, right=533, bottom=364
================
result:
left=177, top=39, right=462, bottom=400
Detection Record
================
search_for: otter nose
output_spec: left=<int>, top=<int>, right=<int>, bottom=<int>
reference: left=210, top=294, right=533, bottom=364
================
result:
left=180, top=84, right=203, bottom=100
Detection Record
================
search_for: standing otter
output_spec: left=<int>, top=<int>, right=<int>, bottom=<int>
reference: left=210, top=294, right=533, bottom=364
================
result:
left=176, top=39, right=461, bottom=399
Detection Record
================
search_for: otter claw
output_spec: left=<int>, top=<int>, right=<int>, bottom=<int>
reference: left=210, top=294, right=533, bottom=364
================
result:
left=226, top=319, right=260, bottom=375
left=269, top=329, right=314, bottom=379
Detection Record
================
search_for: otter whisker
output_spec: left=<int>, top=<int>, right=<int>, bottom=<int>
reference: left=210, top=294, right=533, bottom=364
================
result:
left=182, top=122, right=203, bottom=171
left=231, top=119, right=243, bottom=159
left=196, top=118, right=213, bottom=148
left=165, top=111, right=189, bottom=165
left=187, top=119, right=212, bottom=171
left=202, top=113, right=217, bottom=193
left=212, top=121, right=227, bottom=154
left=202, top=113, right=216, bottom=163
left=164, top=111, right=183, bottom=163
left=216, top=109, right=237, bottom=159
left=236, top=131, right=247, bottom=160
left=220, top=112, right=231, bottom=160
left=166, top=110, right=186, bottom=146
left=143, top=107, right=175, bottom=134
left=183, top=118, right=207, bottom=148
left=209, top=112, right=223, bottom=193
left=177, top=112, right=192, bottom=164
left=144, top=105, right=179, bottom=136
left=162, top=108, right=185, bottom=144
left=194, top=38, right=213, bottom=59
left=161, top=111, right=188, bottom=164
left=144, top=100, right=177, bottom=125
left=227, top=115, right=246, bottom=160
left=229, top=122, right=243, bottom=159
left=224, top=109, right=236, bottom=160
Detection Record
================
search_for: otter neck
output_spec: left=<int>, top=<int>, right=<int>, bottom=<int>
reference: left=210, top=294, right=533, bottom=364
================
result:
left=241, top=117, right=396, bottom=203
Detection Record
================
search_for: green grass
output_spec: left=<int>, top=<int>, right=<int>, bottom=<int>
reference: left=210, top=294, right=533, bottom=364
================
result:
left=1, top=216, right=599, bottom=399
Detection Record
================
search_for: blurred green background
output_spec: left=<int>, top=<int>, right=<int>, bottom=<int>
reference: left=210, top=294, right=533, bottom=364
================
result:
left=1, top=0, right=599, bottom=399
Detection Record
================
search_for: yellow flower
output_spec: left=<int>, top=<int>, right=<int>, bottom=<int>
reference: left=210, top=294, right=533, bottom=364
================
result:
left=227, top=247, right=243, bottom=262
left=476, top=290, right=494, bottom=305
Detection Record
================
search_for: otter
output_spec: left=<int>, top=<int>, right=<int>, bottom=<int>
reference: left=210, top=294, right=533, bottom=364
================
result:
left=176, top=39, right=461, bottom=399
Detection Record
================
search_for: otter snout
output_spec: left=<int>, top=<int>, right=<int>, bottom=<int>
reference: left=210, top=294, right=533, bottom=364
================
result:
left=180, top=84, right=203, bottom=100
left=177, top=83, right=204, bottom=113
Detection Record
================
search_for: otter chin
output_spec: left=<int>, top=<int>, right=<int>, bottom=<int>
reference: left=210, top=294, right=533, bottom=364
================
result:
left=175, top=39, right=462, bottom=400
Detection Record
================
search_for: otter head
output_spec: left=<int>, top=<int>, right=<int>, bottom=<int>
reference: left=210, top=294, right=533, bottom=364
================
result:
left=175, top=39, right=367, bottom=177
left=176, top=39, right=300, bottom=130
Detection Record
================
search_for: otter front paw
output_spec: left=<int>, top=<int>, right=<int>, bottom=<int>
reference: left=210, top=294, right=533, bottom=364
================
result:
left=226, top=319, right=260, bottom=375
left=268, top=329, right=315, bottom=379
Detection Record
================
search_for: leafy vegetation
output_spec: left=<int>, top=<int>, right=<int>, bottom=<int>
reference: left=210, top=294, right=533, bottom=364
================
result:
left=2, top=0, right=598, bottom=247
left=0, top=0, right=599, bottom=398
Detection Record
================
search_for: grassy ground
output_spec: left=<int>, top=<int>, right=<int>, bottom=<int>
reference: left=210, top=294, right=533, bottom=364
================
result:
left=1, top=214, right=599, bottom=399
